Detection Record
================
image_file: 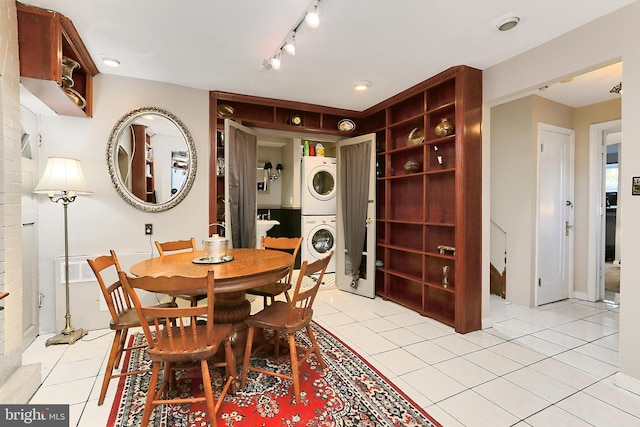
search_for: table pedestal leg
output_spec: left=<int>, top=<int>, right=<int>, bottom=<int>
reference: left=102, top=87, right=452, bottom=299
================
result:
left=214, top=291, right=252, bottom=360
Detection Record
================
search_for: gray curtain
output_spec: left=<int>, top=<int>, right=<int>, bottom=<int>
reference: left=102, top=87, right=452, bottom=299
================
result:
left=339, top=140, right=371, bottom=288
left=228, top=126, right=257, bottom=248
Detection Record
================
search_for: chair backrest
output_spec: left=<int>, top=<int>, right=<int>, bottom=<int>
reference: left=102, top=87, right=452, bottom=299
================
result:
left=119, top=271, right=216, bottom=355
left=260, top=236, right=303, bottom=284
left=87, top=250, right=132, bottom=323
left=154, top=237, right=197, bottom=256
left=286, top=251, right=333, bottom=327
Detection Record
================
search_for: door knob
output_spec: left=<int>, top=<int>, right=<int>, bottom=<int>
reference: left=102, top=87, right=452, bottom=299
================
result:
left=565, top=221, right=574, bottom=236
left=365, top=217, right=373, bottom=224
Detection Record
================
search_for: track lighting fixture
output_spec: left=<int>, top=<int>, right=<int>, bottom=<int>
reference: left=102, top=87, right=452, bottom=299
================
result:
left=262, top=0, right=321, bottom=71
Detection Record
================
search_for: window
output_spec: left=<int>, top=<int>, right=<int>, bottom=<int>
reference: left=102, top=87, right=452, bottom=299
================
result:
left=606, top=163, right=619, bottom=193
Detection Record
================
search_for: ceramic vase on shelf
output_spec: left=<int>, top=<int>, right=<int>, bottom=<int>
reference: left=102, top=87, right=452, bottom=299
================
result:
left=61, top=57, right=80, bottom=88
left=435, top=118, right=455, bottom=137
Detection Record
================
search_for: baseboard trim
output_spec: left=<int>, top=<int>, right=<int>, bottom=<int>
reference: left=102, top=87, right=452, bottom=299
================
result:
left=614, top=372, right=640, bottom=397
left=572, top=291, right=588, bottom=301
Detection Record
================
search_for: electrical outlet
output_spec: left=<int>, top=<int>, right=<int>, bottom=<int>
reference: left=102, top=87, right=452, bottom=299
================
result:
left=145, top=224, right=153, bottom=235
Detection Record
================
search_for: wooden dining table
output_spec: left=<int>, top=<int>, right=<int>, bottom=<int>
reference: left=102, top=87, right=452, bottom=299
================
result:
left=130, top=248, right=291, bottom=356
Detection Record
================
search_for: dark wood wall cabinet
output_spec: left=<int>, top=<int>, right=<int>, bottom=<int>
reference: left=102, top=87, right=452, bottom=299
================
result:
left=209, top=65, right=482, bottom=333
left=17, top=3, right=99, bottom=117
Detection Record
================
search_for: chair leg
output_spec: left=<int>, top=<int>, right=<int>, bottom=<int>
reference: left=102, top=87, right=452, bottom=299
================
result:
left=274, top=331, right=281, bottom=357
left=288, top=334, right=301, bottom=404
left=224, top=338, right=238, bottom=395
left=114, top=328, right=129, bottom=369
left=141, top=362, right=161, bottom=427
left=306, top=325, right=327, bottom=369
left=98, top=329, right=123, bottom=406
left=201, top=359, right=217, bottom=427
left=240, top=326, right=255, bottom=390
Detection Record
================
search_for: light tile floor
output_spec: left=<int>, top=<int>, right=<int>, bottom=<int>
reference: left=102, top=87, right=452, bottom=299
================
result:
left=23, top=286, right=640, bottom=427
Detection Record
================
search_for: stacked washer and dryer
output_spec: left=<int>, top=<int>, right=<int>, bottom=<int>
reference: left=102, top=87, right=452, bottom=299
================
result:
left=301, top=157, right=337, bottom=273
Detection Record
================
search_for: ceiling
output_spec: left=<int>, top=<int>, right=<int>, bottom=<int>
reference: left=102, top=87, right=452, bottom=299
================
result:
left=21, top=0, right=631, bottom=111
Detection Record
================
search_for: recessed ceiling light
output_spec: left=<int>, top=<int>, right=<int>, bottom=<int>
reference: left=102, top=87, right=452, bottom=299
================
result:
left=354, top=81, right=371, bottom=92
left=497, top=17, right=520, bottom=31
left=103, top=57, right=120, bottom=67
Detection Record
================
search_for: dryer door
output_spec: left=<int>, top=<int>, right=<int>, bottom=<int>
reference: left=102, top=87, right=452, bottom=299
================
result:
left=307, top=165, right=336, bottom=202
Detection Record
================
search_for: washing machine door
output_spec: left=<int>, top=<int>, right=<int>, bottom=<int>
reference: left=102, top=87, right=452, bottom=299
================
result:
left=307, top=166, right=336, bottom=202
left=308, top=226, right=335, bottom=258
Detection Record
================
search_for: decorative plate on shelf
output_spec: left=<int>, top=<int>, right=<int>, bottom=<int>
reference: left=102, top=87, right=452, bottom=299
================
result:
left=217, top=104, right=235, bottom=119
left=290, top=113, right=303, bottom=126
left=338, top=118, right=356, bottom=132
left=407, top=127, right=424, bottom=146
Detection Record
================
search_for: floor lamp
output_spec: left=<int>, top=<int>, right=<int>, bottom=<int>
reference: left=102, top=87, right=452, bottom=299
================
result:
left=34, top=157, right=92, bottom=346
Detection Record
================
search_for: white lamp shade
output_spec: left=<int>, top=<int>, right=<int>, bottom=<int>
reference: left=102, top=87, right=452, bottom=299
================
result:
left=34, top=157, right=92, bottom=196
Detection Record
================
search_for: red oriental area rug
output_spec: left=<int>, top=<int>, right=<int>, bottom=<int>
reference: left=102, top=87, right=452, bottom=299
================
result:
left=108, top=322, right=441, bottom=426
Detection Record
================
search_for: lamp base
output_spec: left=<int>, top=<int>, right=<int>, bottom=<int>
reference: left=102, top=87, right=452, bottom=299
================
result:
left=45, top=328, right=88, bottom=346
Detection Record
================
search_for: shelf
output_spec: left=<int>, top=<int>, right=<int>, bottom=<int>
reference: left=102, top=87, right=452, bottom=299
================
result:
left=211, top=91, right=361, bottom=136
left=17, top=3, right=98, bottom=117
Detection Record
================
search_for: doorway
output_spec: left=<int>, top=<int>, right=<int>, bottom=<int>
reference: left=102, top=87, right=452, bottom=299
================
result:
left=604, top=137, right=621, bottom=302
left=587, top=120, right=622, bottom=302
left=536, top=124, right=575, bottom=306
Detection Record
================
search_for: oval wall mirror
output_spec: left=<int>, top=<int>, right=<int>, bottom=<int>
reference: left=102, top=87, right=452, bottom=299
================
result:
left=107, top=107, right=197, bottom=212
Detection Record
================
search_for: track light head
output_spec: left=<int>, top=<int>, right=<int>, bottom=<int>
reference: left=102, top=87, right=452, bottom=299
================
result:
left=305, top=4, right=320, bottom=28
left=284, top=33, right=296, bottom=56
left=270, top=54, right=281, bottom=70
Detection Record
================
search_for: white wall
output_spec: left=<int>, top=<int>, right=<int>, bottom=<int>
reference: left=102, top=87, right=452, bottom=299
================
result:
left=0, top=0, right=23, bottom=385
left=36, top=74, right=209, bottom=332
left=484, top=0, right=640, bottom=391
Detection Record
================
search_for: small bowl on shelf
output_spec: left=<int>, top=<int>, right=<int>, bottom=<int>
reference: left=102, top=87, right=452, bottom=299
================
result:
left=403, top=159, right=421, bottom=174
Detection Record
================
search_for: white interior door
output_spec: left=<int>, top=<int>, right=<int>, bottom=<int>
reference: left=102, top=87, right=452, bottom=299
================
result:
left=537, top=124, right=575, bottom=305
left=336, top=134, right=376, bottom=298
left=21, top=129, right=39, bottom=346
left=224, top=119, right=258, bottom=248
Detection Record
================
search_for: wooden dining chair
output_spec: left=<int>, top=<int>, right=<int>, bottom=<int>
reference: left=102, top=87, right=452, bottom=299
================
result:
left=154, top=237, right=204, bottom=307
left=86, top=250, right=177, bottom=406
left=119, top=270, right=237, bottom=427
left=241, top=251, right=333, bottom=404
left=154, top=237, right=197, bottom=256
left=246, top=236, right=303, bottom=308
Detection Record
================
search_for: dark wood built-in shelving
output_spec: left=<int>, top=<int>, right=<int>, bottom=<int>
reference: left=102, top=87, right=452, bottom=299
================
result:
left=208, top=65, right=482, bottom=333
left=366, top=65, right=482, bottom=333
left=17, top=3, right=99, bottom=117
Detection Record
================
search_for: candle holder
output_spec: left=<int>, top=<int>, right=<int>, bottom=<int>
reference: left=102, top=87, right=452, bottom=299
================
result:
left=442, top=265, right=450, bottom=288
